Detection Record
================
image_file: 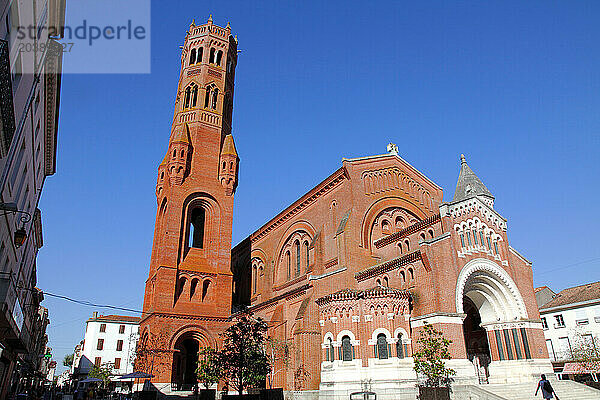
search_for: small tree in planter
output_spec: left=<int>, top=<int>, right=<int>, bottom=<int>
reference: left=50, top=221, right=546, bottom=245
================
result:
left=413, top=323, right=456, bottom=400
left=220, top=313, right=271, bottom=396
left=196, top=347, right=223, bottom=399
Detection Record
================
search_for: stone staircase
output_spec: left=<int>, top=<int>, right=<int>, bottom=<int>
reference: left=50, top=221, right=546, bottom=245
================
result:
left=150, top=383, right=195, bottom=399
left=483, top=380, right=599, bottom=400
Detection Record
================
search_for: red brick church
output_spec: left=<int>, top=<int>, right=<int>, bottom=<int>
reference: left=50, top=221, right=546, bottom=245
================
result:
left=138, top=18, right=552, bottom=397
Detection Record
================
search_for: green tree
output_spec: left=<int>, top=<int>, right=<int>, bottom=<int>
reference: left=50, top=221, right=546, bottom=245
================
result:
left=63, top=353, right=74, bottom=367
left=570, top=329, right=600, bottom=372
left=219, top=313, right=271, bottom=395
left=196, top=347, right=223, bottom=389
left=412, top=323, right=456, bottom=388
left=88, top=362, right=113, bottom=388
left=265, top=337, right=291, bottom=389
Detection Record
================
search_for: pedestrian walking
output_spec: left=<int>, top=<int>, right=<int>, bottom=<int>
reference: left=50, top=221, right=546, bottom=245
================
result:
left=535, top=374, right=559, bottom=400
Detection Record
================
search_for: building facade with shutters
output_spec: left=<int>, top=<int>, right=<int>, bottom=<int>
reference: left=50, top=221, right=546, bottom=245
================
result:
left=138, top=18, right=552, bottom=398
left=0, top=0, right=64, bottom=398
left=536, top=282, right=600, bottom=377
left=73, top=313, right=140, bottom=381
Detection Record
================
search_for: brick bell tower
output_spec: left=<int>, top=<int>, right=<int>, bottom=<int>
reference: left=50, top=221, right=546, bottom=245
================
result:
left=139, top=17, right=239, bottom=388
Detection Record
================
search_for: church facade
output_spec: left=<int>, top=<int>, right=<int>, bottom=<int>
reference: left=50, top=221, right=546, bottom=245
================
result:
left=139, top=18, right=553, bottom=398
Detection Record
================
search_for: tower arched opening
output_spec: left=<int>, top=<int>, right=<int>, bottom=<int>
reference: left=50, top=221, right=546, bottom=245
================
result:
left=172, top=335, right=200, bottom=389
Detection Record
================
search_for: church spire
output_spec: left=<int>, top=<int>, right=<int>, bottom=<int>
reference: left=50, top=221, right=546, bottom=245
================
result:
left=453, top=154, right=494, bottom=206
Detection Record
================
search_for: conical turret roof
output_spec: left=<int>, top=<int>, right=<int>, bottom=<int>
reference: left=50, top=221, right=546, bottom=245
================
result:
left=172, top=124, right=190, bottom=144
left=453, top=154, right=494, bottom=202
left=221, top=134, right=237, bottom=157
left=159, top=151, right=169, bottom=167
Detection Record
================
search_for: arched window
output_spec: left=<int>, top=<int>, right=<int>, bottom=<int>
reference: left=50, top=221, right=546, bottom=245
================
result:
left=341, top=336, right=353, bottom=361
left=252, top=266, right=257, bottom=294
left=176, top=278, right=186, bottom=299
left=189, top=48, right=196, bottom=65
left=209, top=48, right=216, bottom=64
left=204, top=86, right=211, bottom=108
left=188, top=207, right=205, bottom=249
left=286, top=251, right=291, bottom=279
left=295, top=240, right=301, bottom=276
left=197, top=47, right=203, bottom=63
left=180, top=149, right=185, bottom=157
left=376, top=278, right=381, bottom=286
left=191, top=85, right=198, bottom=107
left=396, top=333, right=404, bottom=358
left=486, top=236, right=492, bottom=250
left=460, top=233, right=465, bottom=247
left=382, top=220, right=390, bottom=233
left=466, top=231, right=472, bottom=246
left=190, top=278, right=198, bottom=299
left=395, top=216, right=404, bottom=230
left=383, top=276, right=389, bottom=287
left=377, top=334, right=388, bottom=359
left=420, top=232, right=426, bottom=241
left=202, top=279, right=210, bottom=301
left=160, top=171, right=164, bottom=179
left=304, top=241, right=309, bottom=270
left=428, top=229, right=434, bottom=238
left=494, top=241, right=499, bottom=255
left=408, top=268, right=414, bottom=281
left=216, top=50, right=223, bottom=66
left=184, top=86, right=191, bottom=108
left=405, top=239, right=410, bottom=251
left=327, top=338, right=334, bottom=361
left=398, top=242, right=403, bottom=254
left=473, top=229, right=478, bottom=245
left=211, top=88, right=218, bottom=109
left=400, top=270, right=406, bottom=284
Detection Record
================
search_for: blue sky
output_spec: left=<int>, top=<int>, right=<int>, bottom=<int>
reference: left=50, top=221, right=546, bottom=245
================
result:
left=38, top=1, right=600, bottom=370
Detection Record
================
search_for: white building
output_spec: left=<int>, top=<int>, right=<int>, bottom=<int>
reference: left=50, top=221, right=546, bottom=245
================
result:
left=537, top=281, right=600, bottom=379
left=73, top=313, right=140, bottom=381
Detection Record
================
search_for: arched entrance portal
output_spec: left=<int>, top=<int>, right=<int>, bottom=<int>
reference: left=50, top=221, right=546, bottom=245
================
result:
left=463, top=296, right=491, bottom=382
left=456, top=259, right=529, bottom=382
left=172, top=332, right=205, bottom=390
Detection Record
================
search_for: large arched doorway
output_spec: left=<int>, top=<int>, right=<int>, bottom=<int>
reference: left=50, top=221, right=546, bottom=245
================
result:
left=456, top=259, right=529, bottom=382
left=171, top=333, right=202, bottom=390
left=463, top=296, right=491, bottom=382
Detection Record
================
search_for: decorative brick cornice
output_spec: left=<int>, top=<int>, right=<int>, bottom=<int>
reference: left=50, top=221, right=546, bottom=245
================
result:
left=323, top=258, right=338, bottom=269
left=316, top=286, right=410, bottom=306
left=141, top=312, right=231, bottom=325
left=374, top=213, right=441, bottom=248
left=44, top=40, right=62, bottom=176
left=251, top=167, right=348, bottom=243
left=178, top=269, right=217, bottom=277
left=272, top=274, right=307, bottom=292
left=249, top=284, right=311, bottom=312
left=156, top=313, right=230, bottom=322
left=355, top=250, right=429, bottom=282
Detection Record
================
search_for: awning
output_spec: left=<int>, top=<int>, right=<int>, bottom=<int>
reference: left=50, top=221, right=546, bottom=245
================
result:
left=562, top=362, right=600, bottom=374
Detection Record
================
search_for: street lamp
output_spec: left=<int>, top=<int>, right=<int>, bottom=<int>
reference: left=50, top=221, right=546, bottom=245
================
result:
left=0, top=202, right=32, bottom=248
